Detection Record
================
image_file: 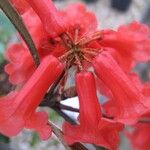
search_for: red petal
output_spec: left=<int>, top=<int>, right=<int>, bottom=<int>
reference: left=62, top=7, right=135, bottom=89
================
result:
left=5, top=44, right=36, bottom=85
left=61, top=3, right=97, bottom=36
left=25, top=111, right=52, bottom=140
left=118, top=21, right=150, bottom=42
left=21, top=9, right=46, bottom=49
left=76, top=72, right=102, bottom=125
left=25, top=0, right=66, bottom=37
left=100, top=22, right=150, bottom=71
left=93, top=51, right=150, bottom=124
left=127, top=113, right=150, bottom=150
left=142, top=83, right=150, bottom=97
left=10, top=0, right=30, bottom=14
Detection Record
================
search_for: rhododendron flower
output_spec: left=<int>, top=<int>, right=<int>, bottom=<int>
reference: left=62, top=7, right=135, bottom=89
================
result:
left=93, top=51, right=150, bottom=124
left=63, top=72, right=123, bottom=150
left=0, top=55, right=63, bottom=139
left=5, top=0, right=150, bottom=88
left=2, top=0, right=150, bottom=147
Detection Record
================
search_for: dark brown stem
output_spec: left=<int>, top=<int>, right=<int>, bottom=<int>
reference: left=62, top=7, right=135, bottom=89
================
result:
left=46, top=69, right=66, bottom=100
left=138, top=118, right=150, bottom=123
left=56, top=103, right=79, bottom=113
left=52, top=107, right=76, bottom=125
left=48, top=121, right=73, bottom=150
left=49, top=121, right=87, bottom=150
left=48, top=121, right=88, bottom=150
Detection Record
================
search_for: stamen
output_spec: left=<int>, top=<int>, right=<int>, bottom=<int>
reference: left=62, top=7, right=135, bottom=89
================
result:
left=75, top=54, right=83, bottom=71
left=58, top=50, right=73, bottom=62
left=83, top=47, right=103, bottom=54
left=60, top=33, right=73, bottom=49
left=82, top=54, right=92, bottom=63
left=78, top=31, right=103, bottom=46
left=67, top=55, right=75, bottom=65
left=65, top=32, right=74, bottom=44
left=74, top=28, right=79, bottom=44
left=81, top=49, right=98, bottom=56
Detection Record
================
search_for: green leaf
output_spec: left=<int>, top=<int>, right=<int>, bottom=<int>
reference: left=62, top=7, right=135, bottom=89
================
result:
left=0, top=134, right=9, bottom=143
left=0, top=53, right=4, bottom=64
left=30, top=133, right=39, bottom=147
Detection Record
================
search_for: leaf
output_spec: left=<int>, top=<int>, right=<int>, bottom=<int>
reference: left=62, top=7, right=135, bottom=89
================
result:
left=30, top=133, right=39, bottom=147
left=0, top=134, right=9, bottom=143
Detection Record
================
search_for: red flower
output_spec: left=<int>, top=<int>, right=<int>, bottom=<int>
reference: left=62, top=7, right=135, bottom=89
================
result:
left=5, top=0, right=150, bottom=127
left=2, top=1, right=150, bottom=148
left=5, top=2, right=98, bottom=85
left=93, top=51, right=150, bottom=124
left=0, top=55, right=63, bottom=139
left=63, top=72, right=123, bottom=150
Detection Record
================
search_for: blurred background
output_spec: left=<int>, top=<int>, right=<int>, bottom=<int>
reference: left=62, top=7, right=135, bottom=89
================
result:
left=0, top=0, right=150, bottom=149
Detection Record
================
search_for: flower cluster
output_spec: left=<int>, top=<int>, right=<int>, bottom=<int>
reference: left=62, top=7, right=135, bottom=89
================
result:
left=0, top=0, right=149, bottom=149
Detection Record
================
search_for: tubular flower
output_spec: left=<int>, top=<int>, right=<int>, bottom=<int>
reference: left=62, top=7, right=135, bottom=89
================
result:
left=25, top=0, right=67, bottom=37
left=0, top=55, right=63, bottom=140
left=93, top=51, right=150, bottom=124
left=63, top=72, right=123, bottom=150
left=102, top=73, right=150, bottom=122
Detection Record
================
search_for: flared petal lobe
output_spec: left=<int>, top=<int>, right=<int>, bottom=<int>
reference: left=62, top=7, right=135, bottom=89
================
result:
left=0, top=55, right=64, bottom=140
left=5, top=44, right=36, bottom=85
left=63, top=72, right=123, bottom=150
left=25, top=0, right=66, bottom=37
left=100, top=22, right=150, bottom=71
left=93, top=52, right=150, bottom=124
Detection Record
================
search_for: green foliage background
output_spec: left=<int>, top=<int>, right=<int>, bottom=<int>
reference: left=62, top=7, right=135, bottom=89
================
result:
left=0, top=12, right=15, bottom=64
